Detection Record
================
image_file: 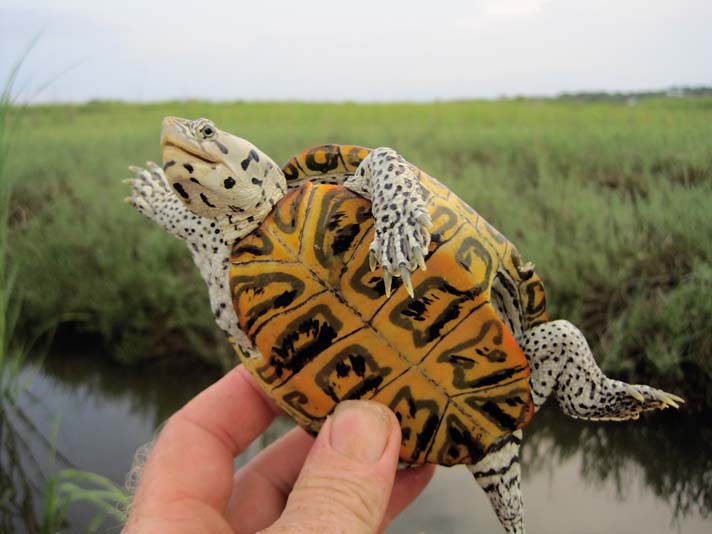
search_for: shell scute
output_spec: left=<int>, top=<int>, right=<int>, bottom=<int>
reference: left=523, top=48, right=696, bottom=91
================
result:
left=297, top=186, right=372, bottom=283
left=279, top=330, right=412, bottom=433
left=371, top=371, right=447, bottom=463
left=282, top=144, right=370, bottom=183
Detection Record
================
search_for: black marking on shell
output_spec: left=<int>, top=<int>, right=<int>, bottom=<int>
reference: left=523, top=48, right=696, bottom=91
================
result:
left=388, top=386, right=441, bottom=462
left=305, top=147, right=340, bottom=174
left=469, top=366, right=527, bottom=390
left=346, top=146, right=369, bottom=168
left=266, top=304, right=340, bottom=381
left=391, top=278, right=480, bottom=347
left=331, top=222, right=361, bottom=256
left=283, top=162, right=300, bottom=181
left=480, top=400, right=519, bottom=430
left=314, top=345, right=393, bottom=403
left=441, top=414, right=486, bottom=464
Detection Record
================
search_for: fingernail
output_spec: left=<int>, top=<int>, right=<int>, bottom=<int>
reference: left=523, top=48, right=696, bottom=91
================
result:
left=330, top=400, right=391, bottom=463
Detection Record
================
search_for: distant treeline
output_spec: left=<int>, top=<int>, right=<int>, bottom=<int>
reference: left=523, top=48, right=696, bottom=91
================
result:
left=553, top=86, right=712, bottom=102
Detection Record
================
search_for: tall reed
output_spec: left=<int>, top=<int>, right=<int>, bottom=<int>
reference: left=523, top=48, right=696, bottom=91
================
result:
left=0, top=53, right=25, bottom=401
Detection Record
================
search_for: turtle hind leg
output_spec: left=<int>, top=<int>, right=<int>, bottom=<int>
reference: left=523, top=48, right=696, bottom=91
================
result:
left=521, top=320, right=684, bottom=420
left=468, top=430, right=524, bottom=534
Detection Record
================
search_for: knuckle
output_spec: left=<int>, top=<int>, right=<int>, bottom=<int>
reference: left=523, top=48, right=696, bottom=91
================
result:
left=293, top=472, right=382, bottom=529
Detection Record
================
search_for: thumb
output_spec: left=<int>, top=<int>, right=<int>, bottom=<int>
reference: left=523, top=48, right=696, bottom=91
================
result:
left=262, top=400, right=402, bottom=534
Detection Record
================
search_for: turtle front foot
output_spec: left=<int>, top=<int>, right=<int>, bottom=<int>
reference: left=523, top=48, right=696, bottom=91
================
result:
left=123, top=162, right=173, bottom=221
left=345, top=147, right=432, bottom=298
left=368, top=208, right=432, bottom=299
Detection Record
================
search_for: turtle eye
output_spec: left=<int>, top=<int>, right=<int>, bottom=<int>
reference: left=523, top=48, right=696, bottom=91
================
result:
left=200, top=124, right=216, bottom=139
left=193, top=119, right=217, bottom=140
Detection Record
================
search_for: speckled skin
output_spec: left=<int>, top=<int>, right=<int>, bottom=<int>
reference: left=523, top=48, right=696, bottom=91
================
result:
left=468, top=321, right=683, bottom=533
left=125, top=117, right=683, bottom=534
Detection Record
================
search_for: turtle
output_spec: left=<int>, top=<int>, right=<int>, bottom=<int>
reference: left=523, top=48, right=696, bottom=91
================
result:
left=124, top=116, right=684, bottom=534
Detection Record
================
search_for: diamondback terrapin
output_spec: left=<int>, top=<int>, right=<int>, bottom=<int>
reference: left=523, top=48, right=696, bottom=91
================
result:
left=125, top=117, right=683, bottom=534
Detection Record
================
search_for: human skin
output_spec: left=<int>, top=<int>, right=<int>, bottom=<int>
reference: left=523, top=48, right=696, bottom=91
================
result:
left=124, top=365, right=436, bottom=534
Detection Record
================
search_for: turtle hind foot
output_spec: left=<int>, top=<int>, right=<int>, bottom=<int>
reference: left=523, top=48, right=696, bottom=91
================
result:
left=522, top=319, right=685, bottom=420
left=582, top=383, right=685, bottom=421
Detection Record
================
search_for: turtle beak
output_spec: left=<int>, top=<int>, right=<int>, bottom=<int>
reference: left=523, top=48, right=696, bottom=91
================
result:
left=160, top=116, right=183, bottom=150
left=159, top=116, right=218, bottom=165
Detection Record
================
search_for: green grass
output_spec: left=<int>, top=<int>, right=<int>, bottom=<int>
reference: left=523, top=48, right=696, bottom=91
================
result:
left=6, top=98, right=712, bottom=406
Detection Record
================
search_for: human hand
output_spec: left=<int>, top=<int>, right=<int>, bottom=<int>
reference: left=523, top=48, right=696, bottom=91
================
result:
left=124, top=365, right=435, bottom=533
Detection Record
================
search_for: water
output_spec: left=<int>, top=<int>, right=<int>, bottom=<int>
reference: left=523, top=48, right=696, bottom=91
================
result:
left=4, top=351, right=711, bottom=534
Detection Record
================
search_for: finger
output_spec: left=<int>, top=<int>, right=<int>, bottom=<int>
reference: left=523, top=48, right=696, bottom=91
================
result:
left=127, top=366, right=279, bottom=528
left=263, top=400, right=401, bottom=534
left=227, top=426, right=435, bottom=533
left=226, top=426, right=314, bottom=533
left=381, top=464, right=436, bottom=528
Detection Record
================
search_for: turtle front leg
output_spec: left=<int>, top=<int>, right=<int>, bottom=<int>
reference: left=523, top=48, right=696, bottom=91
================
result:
left=124, top=163, right=253, bottom=352
left=344, top=148, right=432, bottom=297
left=468, top=431, right=525, bottom=534
left=521, top=320, right=684, bottom=420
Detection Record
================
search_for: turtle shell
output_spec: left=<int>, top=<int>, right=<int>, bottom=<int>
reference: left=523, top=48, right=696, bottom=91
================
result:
left=229, top=147, right=548, bottom=466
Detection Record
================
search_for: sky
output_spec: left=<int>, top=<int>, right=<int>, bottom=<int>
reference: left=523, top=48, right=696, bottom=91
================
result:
left=1, top=0, right=711, bottom=103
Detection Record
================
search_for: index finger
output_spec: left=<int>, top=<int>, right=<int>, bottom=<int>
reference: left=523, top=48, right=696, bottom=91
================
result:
left=130, top=365, right=280, bottom=515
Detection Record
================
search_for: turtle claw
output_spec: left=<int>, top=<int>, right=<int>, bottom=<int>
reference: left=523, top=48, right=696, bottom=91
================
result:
left=384, top=270, right=393, bottom=298
left=416, top=212, right=433, bottom=230
left=124, top=163, right=175, bottom=222
left=652, top=389, right=682, bottom=409
left=147, top=161, right=165, bottom=177
left=413, top=247, right=427, bottom=272
left=625, top=383, right=646, bottom=403
left=400, top=266, right=414, bottom=298
left=369, top=209, right=431, bottom=298
left=352, top=148, right=431, bottom=298
left=620, top=383, right=684, bottom=416
left=369, top=250, right=378, bottom=272
left=667, top=393, right=685, bottom=404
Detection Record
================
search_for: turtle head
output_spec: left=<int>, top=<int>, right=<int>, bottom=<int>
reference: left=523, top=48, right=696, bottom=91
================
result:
left=160, top=116, right=286, bottom=220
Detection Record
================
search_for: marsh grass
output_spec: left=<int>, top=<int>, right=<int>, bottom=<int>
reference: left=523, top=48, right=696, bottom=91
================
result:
left=1, top=65, right=129, bottom=533
left=7, top=98, right=712, bottom=404
left=41, top=468, right=128, bottom=533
